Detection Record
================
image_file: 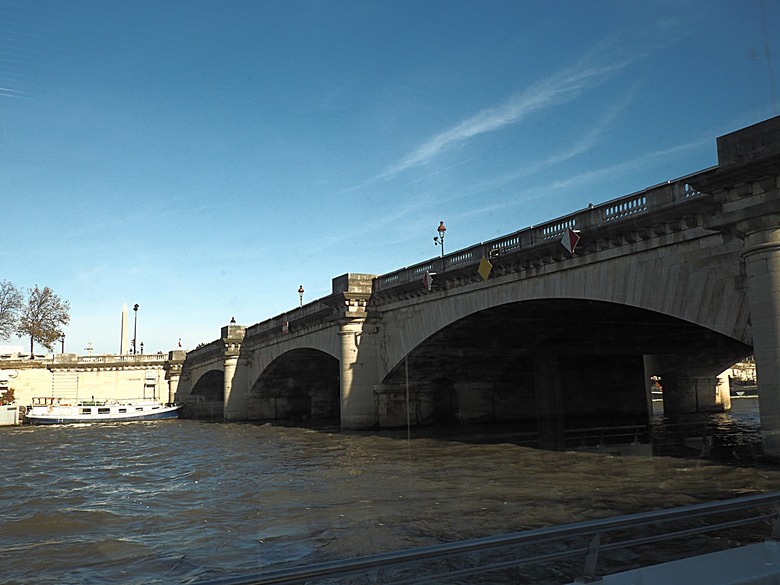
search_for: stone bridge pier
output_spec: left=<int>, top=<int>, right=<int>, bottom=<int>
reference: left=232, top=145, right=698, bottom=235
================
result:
left=333, top=274, right=379, bottom=428
left=222, top=323, right=248, bottom=421
left=339, top=317, right=380, bottom=429
left=163, top=349, right=188, bottom=404
left=696, top=118, right=780, bottom=454
left=743, top=223, right=780, bottom=453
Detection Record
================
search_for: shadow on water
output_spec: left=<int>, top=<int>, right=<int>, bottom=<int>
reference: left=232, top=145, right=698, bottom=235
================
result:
left=650, top=397, right=765, bottom=466
left=231, top=398, right=777, bottom=584
left=262, top=397, right=769, bottom=469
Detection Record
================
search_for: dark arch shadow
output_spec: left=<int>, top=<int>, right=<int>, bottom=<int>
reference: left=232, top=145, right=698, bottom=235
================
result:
left=380, top=298, right=751, bottom=445
left=184, top=369, right=224, bottom=420
left=248, top=348, right=339, bottom=425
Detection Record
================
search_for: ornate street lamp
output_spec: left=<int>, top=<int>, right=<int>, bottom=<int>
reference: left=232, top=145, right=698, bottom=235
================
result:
left=60, top=333, right=65, bottom=353
left=140, top=342, right=144, bottom=355
left=298, top=285, right=304, bottom=307
left=434, top=221, right=446, bottom=257
left=133, top=303, right=139, bottom=355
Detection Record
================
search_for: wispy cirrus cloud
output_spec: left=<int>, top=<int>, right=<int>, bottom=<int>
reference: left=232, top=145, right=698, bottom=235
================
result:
left=376, top=56, right=631, bottom=181
left=549, top=137, right=707, bottom=192
left=441, top=135, right=708, bottom=227
left=402, top=84, right=640, bottom=210
left=0, top=87, right=30, bottom=99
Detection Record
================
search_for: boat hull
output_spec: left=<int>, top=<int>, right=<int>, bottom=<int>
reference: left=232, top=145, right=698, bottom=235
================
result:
left=25, top=402, right=183, bottom=425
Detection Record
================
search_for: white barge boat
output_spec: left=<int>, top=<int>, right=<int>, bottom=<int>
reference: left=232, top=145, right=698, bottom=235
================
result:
left=25, top=396, right=182, bottom=425
left=0, top=403, right=21, bottom=426
left=0, top=384, right=21, bottom=425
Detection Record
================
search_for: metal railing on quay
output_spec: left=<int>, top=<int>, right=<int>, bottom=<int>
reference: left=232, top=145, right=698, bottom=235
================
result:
left=200, top=491, right=780, bottom=585
left=564, top=424, right=649, bottom=450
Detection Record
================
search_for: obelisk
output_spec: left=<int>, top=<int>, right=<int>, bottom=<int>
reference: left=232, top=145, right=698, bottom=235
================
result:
left=120, top=303, right=129, bottom=355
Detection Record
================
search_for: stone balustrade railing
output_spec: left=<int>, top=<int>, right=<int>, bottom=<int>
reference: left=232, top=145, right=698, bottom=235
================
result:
left=0, top=353, right=168, bottom=368
left=246, top=299, right=331, bottom=338
left=374, top=172, right=708, bottom=292
left=76, top=354, right=166, bottom=364
left=54, top=353, right=167, bottom=365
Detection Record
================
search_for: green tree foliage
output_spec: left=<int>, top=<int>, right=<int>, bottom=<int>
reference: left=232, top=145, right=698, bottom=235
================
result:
left=0, top=280, right=23, bottom=340
left=16, top=285, right=70, bottom=357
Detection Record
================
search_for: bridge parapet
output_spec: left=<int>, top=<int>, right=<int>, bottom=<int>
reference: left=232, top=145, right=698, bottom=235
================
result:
left=186, top=339, right=221, bottom=362
left=245, top=300, right=332, bottom=341
left=243, top=273, right=377, bottom=347
left=1, top=353, right=169, bottom=369
left=374, top=175, right=709, bottom=294
left=65, top=353, right=167, bottom=365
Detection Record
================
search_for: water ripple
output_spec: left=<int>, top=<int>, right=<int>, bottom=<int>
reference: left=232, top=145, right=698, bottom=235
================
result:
left=1, top=400, right=777, bottom=584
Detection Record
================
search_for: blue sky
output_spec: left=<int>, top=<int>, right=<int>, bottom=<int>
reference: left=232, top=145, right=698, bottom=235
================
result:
left=1, top=0, right=778, bottom=355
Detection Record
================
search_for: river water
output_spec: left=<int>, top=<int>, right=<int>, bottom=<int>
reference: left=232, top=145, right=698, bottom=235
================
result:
left=2, top=397, right=778, bottom=584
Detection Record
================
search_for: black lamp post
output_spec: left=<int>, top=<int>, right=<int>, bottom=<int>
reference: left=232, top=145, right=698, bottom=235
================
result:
left=434, top=221, right=446, bottom=257
left=133, top=303, right=139, bottom=355
left=140, top=342, right=144, bottom=355
left=298, top=285, right=304, bottom=307
left=60, top=333, right=65, bottom=353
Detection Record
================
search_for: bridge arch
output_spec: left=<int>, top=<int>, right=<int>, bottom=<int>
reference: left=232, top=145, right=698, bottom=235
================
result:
left=378, top=231, right=749, bottom=379
left=247, top=348, right=340, bottom=423
left=378, top=298, right=751, bottom=430
left=185, top=369, right=225, bottom=420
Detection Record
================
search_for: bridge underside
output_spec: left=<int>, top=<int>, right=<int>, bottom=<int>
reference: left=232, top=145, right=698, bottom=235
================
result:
left=248, top=349, right=340, bottom=424
left=184, top=369, right=224, bottom=420
left=380, top=299, right=751, bottom=446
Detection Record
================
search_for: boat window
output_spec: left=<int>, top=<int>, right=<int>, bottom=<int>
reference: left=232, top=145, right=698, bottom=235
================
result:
left=98, top=408, right=110, bottom=414
left=118, top=408, right=127, bottom=413
left=135, top=407, right=144, bottom=411
left=80, top=408, right=91, bottom=415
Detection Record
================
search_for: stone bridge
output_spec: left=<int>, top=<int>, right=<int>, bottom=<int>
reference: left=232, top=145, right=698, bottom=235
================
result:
left=167, top=117, right=780, bottom=455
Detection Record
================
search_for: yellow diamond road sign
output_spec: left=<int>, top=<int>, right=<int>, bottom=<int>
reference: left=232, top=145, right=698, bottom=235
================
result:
left=478, top=257, right=493, bottom=281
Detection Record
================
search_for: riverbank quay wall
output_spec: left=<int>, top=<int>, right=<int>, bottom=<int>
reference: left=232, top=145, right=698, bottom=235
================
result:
left=0, top=353, right=175, bottom=406
left=174, top=117, right=780, bottom=454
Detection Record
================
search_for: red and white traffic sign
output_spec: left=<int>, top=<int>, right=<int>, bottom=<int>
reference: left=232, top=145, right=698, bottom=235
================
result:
left=422, top=271, right=433, bottom=291
left=561, top=227, right=580, bottom=254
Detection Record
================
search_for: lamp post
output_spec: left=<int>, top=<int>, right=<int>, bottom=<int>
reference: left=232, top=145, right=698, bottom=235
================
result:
left=298, top=285, right=304, bottom=307
left=60, top=333, right=65, bottom=353
left=434, top=221, right=446, bottom=257
left=133, top=303, right=139, bottom=355
left=140, top=342, right=144, bottom=355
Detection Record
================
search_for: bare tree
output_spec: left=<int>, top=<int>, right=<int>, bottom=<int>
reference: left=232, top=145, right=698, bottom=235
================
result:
left=16, top=285, right=70, bottom=357
left=0, top=280, right=23, bottom=340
